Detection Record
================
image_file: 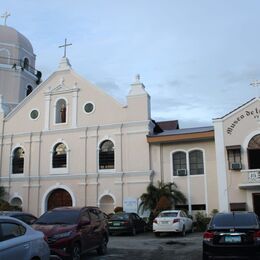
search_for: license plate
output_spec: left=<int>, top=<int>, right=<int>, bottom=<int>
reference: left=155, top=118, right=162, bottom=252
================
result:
left=113, top=222, right=121, bottom=226
left=161, top=221, right=169, bottom=224
left=224, top=235, right=241, bottom=243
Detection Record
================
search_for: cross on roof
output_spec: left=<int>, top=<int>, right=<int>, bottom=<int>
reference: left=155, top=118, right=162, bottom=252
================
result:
left=250, top=80, right=260, bottom=97
left=250, top=80, right=260, bottom=88
left=1, top=11, right=10, bottom=26
left=58, top=38, right=72, bottom=58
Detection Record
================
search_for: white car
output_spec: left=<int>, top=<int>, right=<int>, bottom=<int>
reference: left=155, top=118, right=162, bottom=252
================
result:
left=153, top=210, right=193, bottom=237
left=0, top=216, right=50, bottom=260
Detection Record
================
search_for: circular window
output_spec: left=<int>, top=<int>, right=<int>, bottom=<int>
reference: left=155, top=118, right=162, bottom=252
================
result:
left=30, top=109, right=39, bottom=120
left=84, top=102, right=95, bottom=114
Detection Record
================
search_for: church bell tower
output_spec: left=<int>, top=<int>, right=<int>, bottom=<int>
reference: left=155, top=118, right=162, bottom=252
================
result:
left=0, top=12, right=41, bottom=113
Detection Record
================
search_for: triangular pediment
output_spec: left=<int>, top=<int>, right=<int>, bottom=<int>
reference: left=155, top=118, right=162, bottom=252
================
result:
left=46, top=76, right=79, bottom=95
left=214, top=98, right=259, bottom=121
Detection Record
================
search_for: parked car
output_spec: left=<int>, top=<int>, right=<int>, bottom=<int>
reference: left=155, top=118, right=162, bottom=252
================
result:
left=153, top=210, right=193, bottom=237
left=0, top=211, right=37, bottom=225
left=0, top=216, right=50, bottom=260
left=33, top=206, right=109, bottom=260
left=203, top=211, right=260, bottom=259
left=108, top=212, right=147, bottom=235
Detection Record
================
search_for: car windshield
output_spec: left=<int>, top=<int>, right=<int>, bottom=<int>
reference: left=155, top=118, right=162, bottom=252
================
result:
left=211, top=213, right=258, bottom=228
left=34, top=210, right=80, bottom=225
left=159, top=212, right=178, bottom=218
left=110, top=213, right=129, bottom=220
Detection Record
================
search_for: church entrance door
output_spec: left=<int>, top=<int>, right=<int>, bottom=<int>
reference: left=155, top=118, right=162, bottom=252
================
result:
left=253, top=193, right=260, bottom=217
left=47, top=188, right=72, bottom=211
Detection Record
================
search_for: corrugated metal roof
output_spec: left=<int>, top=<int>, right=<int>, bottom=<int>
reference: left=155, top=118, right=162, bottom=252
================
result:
left=148, top=126, right=214, bottom=137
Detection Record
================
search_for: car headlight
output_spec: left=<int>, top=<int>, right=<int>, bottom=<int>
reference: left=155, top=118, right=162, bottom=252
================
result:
left=52, top=231, right=72, bottom=240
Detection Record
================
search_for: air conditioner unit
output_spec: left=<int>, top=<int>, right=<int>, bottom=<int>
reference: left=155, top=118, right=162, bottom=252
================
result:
left=231, top=162, right=242, bottom=170
left=176, top=169, right=187, bottom=176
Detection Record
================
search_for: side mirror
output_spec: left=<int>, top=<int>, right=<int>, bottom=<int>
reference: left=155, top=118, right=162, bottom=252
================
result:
left=79, top=220, right=90, bottom=227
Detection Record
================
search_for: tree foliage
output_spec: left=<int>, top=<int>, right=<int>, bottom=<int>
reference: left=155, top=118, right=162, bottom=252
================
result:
left=0, top=186, right=21, bottom=211
left=138, top=181, right=187, bottom=217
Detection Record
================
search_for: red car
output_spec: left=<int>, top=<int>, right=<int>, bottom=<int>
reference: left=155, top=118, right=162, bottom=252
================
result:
left=33, top=206, right=109, bottom=259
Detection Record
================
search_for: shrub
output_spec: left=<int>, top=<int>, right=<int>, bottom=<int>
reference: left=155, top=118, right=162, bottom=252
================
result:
left=210, top=208, right=219, bottom=217
left=114, top=206, right=123, bottom=213
left=194, top=211, right=211, bottom=232
left=0, top=199, right=22, bottom=211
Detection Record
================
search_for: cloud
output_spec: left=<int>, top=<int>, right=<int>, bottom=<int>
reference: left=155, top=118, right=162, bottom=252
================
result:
left=95, top=80, right=127, bottom=104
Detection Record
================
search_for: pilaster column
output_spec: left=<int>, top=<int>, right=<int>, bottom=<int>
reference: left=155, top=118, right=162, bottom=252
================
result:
left=44, top=95, right=51, bottom=131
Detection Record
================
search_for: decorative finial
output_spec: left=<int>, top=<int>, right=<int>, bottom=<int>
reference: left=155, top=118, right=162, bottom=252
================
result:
left=1, top=11, right=10, bottom=26
left=135, top=74, right=141, bottom=84
left=58, top=38, right=72, bottom=58
left=250, top=80, right=260, bottom=97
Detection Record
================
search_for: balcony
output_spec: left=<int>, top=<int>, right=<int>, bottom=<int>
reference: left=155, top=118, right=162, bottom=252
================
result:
left=0, top=56, right=41, bottom=84
left=239, top=169, right=260, bottom=189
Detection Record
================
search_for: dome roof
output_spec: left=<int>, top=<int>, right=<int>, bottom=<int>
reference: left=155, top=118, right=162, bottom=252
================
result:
left=0, top=25, right=33, bottom=53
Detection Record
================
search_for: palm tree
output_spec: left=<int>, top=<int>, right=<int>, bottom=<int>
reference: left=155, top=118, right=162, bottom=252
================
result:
left=0, top=186, right=6, bottom=201
left=138, top=181, right=187, bottom=223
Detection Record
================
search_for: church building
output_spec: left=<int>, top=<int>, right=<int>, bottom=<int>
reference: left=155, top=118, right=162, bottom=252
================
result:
left=0, top=20, right=260, bottom=218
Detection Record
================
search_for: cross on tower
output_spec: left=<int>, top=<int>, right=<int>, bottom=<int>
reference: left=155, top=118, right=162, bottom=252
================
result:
left=58, top=38, right=72, bottom=58
left=1, top=11, right=10, bottom=26
left=250, top=80, right=260, bottom=97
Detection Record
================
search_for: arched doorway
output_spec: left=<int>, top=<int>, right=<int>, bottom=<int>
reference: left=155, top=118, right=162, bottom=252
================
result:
left=47, top=188, right=72, bottom=211
left=99, top=195, right=114, bottom=214
left=248, top=134, right=260, bottom=169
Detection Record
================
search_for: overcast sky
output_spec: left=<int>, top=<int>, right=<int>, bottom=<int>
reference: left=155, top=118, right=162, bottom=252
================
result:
left=1, top=0, right=260, bottom=127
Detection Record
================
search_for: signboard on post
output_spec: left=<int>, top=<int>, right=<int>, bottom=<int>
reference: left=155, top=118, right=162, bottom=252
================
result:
left=123, top=198, right=138, bottom=213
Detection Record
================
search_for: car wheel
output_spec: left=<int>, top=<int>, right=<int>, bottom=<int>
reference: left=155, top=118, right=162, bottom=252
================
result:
left=131, top=227, right=136, bottom=236
left=143, top=225, right=146, bottom=233
left=97, top=236, right=108, bottom=255
left=71, top=243, right=81, bottom=260
left=190, top=224, right=194, bottom=233
left=154, top=232, right=160, bottom=237
left=181, top=226, right=186, bottom=237
left=202, top=252, right=209, bottom=260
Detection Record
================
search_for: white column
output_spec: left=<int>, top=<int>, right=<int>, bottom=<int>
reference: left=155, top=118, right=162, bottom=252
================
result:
left=214, top=120, right=229, bottom=212
left=186, top=152, right=192, bottom=214
left=44, top=95, right=51, bottom=131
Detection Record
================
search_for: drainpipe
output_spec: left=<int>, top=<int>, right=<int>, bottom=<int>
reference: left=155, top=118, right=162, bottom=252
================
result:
left=120, top=123, right=124, bottom=206
left=0, top=119, right=5, bottom=197
left=96, top=126, right=100, bottom=207
left=37, top=131, right=42, bottom=216
left=84, top=127, right=88, bottom=206
left=27, top=133, right=32, bottom=212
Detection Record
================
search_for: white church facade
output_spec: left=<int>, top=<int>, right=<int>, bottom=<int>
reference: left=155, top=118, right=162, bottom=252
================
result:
left=1, top=22, right=260, bottom=218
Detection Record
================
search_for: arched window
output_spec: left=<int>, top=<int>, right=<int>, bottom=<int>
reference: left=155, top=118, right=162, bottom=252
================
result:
left=99, top=140, right=114, bottom=169
left=189, top=150, right=204, bottom=175
left=23, top=58, right=29, bottom=70
left=172, top=151, right=187, bottom=176
left=248, top=134, right=260, bottom=169
left=56, top=99, right=67, bottom=124
left=26, top=85, right=33, bottom=96
left=12, top=147, right=24, bottom=174
left=52, top=143, right=67, bottom=168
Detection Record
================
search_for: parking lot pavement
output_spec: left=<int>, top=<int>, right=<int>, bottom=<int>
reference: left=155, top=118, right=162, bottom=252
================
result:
left=83, top=231, right=203, bottom=260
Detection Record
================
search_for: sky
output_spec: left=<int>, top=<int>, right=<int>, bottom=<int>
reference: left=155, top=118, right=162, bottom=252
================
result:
left=1, top=0, right=260, bottom=128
